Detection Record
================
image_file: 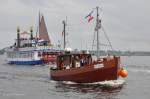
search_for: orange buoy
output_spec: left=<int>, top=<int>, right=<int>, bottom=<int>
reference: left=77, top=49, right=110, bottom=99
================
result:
left=118, top=68, right=128, bottom=78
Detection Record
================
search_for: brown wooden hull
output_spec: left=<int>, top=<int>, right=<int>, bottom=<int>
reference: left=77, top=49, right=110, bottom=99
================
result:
left=51, top=57, right=120, bottom=83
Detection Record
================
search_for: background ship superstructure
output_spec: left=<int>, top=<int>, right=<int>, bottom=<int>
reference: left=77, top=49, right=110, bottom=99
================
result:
left=5, top=14, right=63, bottom=65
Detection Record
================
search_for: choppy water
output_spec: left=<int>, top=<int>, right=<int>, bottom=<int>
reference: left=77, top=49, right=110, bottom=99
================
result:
left=0, top=55, right=150, bottom=99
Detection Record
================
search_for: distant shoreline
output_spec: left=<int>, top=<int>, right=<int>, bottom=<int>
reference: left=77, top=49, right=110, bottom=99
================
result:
left=1, top=48, right=150, bottom=56
left=89, top=50, right=150, bottom=56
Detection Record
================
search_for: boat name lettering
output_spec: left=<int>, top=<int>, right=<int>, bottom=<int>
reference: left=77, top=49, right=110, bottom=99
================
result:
left=94, top=64, right=104, bottom=69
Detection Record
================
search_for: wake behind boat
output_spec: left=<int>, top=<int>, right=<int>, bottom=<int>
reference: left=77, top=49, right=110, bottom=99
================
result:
left=5, top=13, right=63, bottom=65
left=50, top=7, right=128, bottom=83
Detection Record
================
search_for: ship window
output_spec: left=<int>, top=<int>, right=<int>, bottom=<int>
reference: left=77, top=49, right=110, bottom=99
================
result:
left=31, top=52, right=34, bottom=58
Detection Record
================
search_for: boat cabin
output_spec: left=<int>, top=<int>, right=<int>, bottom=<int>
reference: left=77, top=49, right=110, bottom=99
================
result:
left=53, top=53, right=92, bottom=70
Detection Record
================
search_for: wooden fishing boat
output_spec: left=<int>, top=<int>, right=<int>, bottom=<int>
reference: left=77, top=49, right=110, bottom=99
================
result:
left=50, top=7, right=128, bottom=83
left=51, top=52, right=121, bottom=83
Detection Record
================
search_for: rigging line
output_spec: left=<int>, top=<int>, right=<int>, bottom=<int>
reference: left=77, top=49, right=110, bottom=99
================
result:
left=92, top=31, right=96, bottom=50
left=101, top=26, right=114, bottom=51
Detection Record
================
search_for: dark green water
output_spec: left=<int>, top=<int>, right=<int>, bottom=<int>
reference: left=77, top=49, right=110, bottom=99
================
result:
left=0, top=55, right=150, bottom=99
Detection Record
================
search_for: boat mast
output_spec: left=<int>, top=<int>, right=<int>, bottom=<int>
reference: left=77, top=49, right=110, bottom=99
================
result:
left=96, top=6, right=100, bottom=59
left=62, top=20, right=66, bottom=49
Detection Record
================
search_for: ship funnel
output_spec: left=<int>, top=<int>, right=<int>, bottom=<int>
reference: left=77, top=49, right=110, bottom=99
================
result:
left=30, top=26, right=33, bottom=40
left=17, top=26, right=20, bottom=48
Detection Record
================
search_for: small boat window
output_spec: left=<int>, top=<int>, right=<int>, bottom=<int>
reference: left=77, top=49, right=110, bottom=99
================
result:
left=38, top=52, right=41, bottom=57
left=57, top=54, right=92, bottom=70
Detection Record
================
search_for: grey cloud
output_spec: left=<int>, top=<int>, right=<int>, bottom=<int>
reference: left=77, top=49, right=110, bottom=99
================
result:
left=19, top=0, right=48, bottom=7
left=0, top=0, right=150, bottom=51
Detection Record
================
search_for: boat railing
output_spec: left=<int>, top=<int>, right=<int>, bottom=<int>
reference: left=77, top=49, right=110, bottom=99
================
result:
left=36, top=46, right=54, bottom=50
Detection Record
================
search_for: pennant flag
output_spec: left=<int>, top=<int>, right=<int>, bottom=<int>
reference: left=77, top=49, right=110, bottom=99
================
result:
left=88, top=16, right=94, bottom=22
left=85, top=10, right=93, bottom=19
left=85, top=10, right=94, bottom=22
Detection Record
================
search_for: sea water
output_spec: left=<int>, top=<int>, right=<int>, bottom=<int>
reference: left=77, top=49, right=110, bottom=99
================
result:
left=0, top=55, right=150, bottom=99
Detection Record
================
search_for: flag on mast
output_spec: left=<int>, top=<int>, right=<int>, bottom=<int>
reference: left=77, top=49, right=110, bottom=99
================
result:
left=85, top=10, right=94, bottom=22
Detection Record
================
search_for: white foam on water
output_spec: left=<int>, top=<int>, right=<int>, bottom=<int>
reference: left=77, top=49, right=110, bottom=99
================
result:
left=61, top=79, right=125, bottom=88
left=49, top=80, right=58, bottom=83
left=89, top=79, right=125, bottom=87
left=62, top=81, right=77, bottom=85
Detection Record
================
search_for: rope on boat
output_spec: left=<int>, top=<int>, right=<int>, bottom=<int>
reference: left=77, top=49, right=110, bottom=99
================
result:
left=101, top=26, right=114, bottom=51
left=91, top=26, right=115, bottom=54
left=92, top=31, right=96, bottom=50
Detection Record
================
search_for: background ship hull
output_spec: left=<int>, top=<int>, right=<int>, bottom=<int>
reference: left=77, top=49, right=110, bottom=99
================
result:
left=5, top=48, right=63, bottom=65
left=8, top=60, right=43, bottom=65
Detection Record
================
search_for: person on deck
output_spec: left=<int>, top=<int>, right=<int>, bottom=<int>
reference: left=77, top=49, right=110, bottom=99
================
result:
left=80, top=56, right=85, bottom=66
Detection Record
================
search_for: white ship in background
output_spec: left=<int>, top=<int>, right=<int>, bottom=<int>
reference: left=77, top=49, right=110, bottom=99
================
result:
left=5, top=14, right=63, bottom=65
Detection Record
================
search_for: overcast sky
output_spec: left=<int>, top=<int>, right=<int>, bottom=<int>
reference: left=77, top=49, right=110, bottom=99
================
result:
left=0, top=0, right=150, bottom=51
